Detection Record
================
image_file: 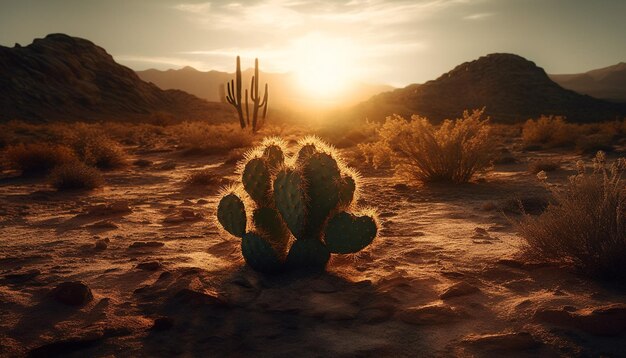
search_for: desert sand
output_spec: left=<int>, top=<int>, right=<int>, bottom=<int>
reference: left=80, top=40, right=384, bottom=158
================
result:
left=1, top=142, right=626, bottom=357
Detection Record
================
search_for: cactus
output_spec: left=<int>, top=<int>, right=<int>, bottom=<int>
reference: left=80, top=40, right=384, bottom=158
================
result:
left=216, top=136, right=380, bottom=273
left=217, top=193, right=246, bottom=237
left=225, top=56, right=269, bottom=133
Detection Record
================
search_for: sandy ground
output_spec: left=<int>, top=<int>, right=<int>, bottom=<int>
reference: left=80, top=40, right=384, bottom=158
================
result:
left=1, top=144, right=626, bottom=357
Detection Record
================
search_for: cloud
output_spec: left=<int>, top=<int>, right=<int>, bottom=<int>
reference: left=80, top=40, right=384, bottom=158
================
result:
left=463, top=12, right=494, bottom=20
left=173, top=2, right=212, bottom=13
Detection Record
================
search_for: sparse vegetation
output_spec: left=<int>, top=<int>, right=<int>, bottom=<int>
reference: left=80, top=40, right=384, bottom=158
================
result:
left=49, top=162, right=104, bottom=190
left=172, top=122, right=255, bottom=155
left=522, top=116, right=624, bottom=152
left=3, top=143, right=77, bottom=175
left=518, top=152, right=626, bottom=279
left=186, top=168, right=219, bottom=186
left=522, top=115, right=574, bottom=149
left=361, top=109, right=495, bottom=183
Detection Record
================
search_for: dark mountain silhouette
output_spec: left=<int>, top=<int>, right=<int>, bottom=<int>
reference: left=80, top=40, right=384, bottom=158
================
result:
left=550, top=62, right=626, bottom=103
left=136, top=66, right=393, bottom=110
left=351, top=53, right=626, bottom=123
left=0, top=34, right=234, bottom=122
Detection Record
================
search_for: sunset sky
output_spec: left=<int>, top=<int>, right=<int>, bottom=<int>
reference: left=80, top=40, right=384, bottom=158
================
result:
left=1, top=0, right=625, bottom=87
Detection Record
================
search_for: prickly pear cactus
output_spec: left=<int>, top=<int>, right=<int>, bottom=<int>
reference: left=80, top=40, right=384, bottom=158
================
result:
left=216, top=136, right=379, bottom=273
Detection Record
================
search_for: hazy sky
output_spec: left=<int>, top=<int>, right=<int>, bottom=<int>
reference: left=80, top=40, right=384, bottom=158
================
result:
left=1, top=0, right=625, bottom=86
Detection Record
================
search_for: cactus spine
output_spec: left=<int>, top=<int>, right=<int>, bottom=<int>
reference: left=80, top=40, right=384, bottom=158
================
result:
left=216, top=137, right=379, bottom=273
left=225, top=56, right=269, bottom=133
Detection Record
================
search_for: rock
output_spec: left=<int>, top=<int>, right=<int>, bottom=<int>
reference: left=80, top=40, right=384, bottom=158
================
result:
left=462, top=332, right=540, bottom=352
left=87, top=220, right=119, bottom=229
left=94, top=238, right=110, bottom=250
left=439, top=282, right=480, bottom=299
left=399, top=304, right=467, bottom=325
left=151, top=317, right=174, bottom=331
left=534, top=304, right=626, bottom=336
left=137, top=261, right=162, bottom=271
left=49, top=281, right=93, bottom=306
left=87, top=202, right=132, bottom=216
left=129, top=241, right=164, bottom=249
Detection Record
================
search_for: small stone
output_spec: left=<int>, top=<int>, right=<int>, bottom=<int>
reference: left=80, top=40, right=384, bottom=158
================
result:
left=137, top=261, right=162, bottom=271
left=94, top=239, right=109, bottom=250
left=462, top=332, right=540, bottom=352
left=129, top=241, right=164, bottom=249
left=49, top=281, right=93, bottom=306
left=399, top=304, right=467, bottom=325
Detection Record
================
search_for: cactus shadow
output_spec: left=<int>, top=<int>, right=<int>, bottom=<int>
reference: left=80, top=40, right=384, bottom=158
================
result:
left=139, top=265, right=411, bottom=356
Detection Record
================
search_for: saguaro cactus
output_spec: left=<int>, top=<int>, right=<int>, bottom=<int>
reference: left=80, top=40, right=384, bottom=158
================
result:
left=216, top=137, right=379, bottom=273
left=225, top=56, right=269, bottom=133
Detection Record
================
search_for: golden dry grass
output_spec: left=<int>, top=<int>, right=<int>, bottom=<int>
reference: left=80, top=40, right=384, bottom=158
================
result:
left=3, top=143, right=77, bottom=175
left=518, top=152, right=626, bottom=279
left=361, top=109, right=495, bottom=183
left=49, top=162, right=104, bottom=190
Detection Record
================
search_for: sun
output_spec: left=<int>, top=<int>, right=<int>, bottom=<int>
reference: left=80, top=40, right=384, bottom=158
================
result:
left=289, top=33, right=356, bottom=100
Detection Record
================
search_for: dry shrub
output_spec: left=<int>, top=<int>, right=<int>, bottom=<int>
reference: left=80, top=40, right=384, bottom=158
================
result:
left=575, top=133, right=614, bottom=154
left=49, top=162, right=103, bottom=190
left=528, top=159, right=560, bottom=174
left=318, top=120, right=380, bottom=149
left=518, top=152, right=626, bottom=279
left=360, top=109, right=494, bottom=183
left=171, top=122, right=255, bottom=155
left=522, top=115, right=576, bottom=149
left=3, top=143, right=77, bottom=175
left=68, top=126, right=127, bottom=169
left=185, top=168, right=219, bottom=186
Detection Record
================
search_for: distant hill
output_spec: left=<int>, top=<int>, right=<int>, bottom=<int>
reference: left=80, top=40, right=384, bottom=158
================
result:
left=550, top=62, right=626, bottom=103
left=136, top=66, right=394, bottom=111
left=350, top=53, right=626, bottom=123
left=0, top=34, right=234, bottom=122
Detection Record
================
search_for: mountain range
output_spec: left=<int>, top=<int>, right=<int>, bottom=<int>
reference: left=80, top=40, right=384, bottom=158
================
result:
left=136, top=67, right=393, bottom=111
left=0, top=34, right=234, bottom=122
left=0, top=34, right=624, bottom=124
left=348, top=54, right=626, bottom=123
left=550, top=62, right=626, bottom=103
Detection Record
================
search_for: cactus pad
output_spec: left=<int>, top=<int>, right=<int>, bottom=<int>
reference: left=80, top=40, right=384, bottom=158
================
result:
left=242, top=158, right=271, bottom=206
left=241, top=232, right=283, bottom=273
left=303, top=152, right=341, bottom=235
left=286, top=239, right=330, bottom=272
left=324, top=212, right=377, bottom=254
left=262, top=145, right=285, bottom=170
left=337, top=175, right=356, bottom=208
left=253, top=207, right=290, bottom=254
left=273, top=169, right=307, bottom=239
left=217, top=193, right=246, bottom=237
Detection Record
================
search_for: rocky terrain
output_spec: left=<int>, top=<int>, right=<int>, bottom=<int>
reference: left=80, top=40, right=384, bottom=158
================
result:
left=1, top=141, right=626, bottom=357
left=0, top=34, right=234, bottom=122
left=351, top=54, right=626, bottom=123
left=551, top=62, right=626, bottom=103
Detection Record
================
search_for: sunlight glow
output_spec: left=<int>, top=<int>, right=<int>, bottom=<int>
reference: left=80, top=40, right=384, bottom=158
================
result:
left=289, top=33, right=357, bottom=99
